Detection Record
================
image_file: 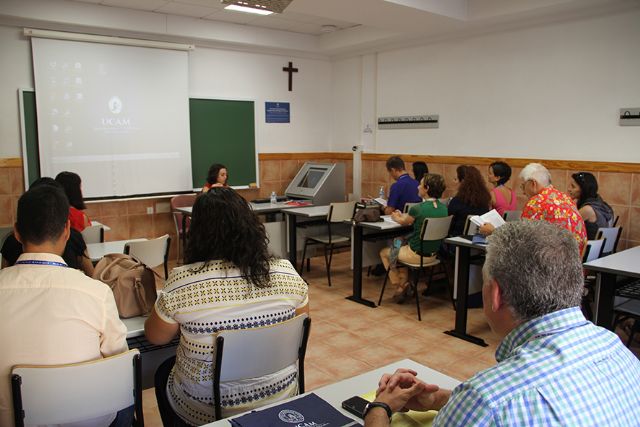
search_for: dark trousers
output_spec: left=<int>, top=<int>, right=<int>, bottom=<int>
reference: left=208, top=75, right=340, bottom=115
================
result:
left=155, top=356, right=193, bottom=427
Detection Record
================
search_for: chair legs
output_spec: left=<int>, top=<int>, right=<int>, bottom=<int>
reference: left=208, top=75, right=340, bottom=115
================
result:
left=300, top=240, right=335, bottom=287
left=412, top=269, right=422, bottom=321
left=378, top=268, right=392, bottom=306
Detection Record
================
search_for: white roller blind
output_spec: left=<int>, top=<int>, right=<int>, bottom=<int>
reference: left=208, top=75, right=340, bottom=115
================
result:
left=31, top=37, right=192, bottom=198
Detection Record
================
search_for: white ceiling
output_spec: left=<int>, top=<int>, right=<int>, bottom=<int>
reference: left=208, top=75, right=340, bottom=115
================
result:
left=69, top=0, right=361, bottom=35
left=4, top=0, right=640, bottom=56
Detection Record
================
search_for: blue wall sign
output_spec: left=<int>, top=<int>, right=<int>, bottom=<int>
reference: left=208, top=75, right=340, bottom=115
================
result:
left=265, top=102, right=290, bottom=123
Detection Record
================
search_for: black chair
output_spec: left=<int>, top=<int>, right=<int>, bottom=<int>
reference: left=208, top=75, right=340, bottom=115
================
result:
left=154, top=357, right=192, bottom=427
left=613, top=279, right=640, bottom=347
left=300, top=202, right=355, bottom=287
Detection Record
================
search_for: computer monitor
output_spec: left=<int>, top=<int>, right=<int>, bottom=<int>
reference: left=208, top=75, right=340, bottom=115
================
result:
left=285, top=162, right=345, bottom=205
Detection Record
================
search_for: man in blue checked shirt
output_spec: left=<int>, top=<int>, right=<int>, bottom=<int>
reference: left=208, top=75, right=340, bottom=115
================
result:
left=364, top=220, right=640, bottom=426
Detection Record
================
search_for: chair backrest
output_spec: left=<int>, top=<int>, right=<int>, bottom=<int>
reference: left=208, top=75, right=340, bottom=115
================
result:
left=81, top=224, right=104, bottom=244
left=171, top=194, right=197, bottom=234
left=0, top=226, right=13, bottom=268
left=463, top=215, right=479, bottom=235
left=327, top=201, right=356, bottom=223
left=125, top=234, right=171, bottom=278
left=503, top=210, right=522, bottom=222
left=213, top=314, right=311, bottom=420
left=11, top=349, right=143, bottom=426
left=583, top=238, right=606, bottom=263
left=596, top=226, right=622, bottom=255
left=403, top=202, right=419, bottom=214
left=420, top=215, right=453, bottom=242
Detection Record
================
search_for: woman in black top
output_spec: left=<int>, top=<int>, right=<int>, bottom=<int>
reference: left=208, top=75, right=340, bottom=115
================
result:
left=567, top=172, right=614, bottom=240
left=448, top=165, right=491, bottom=236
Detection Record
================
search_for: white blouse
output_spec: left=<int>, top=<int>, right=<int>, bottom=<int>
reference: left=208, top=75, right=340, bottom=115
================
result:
left=155, top=258, right=308, bottom=425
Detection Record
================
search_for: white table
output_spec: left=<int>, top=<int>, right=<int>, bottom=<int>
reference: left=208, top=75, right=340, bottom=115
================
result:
left=584, top=246, right=640, bottom=329
left=350, top=215, right=412, bottom=307
left=203, top=358, right=461, bottom=426
left=86, top=238, right=146, bottom=262
left=443, top=236, right=489, bottom=347
left=284, top=206, right=330, bottom=267
left=91, top=220, right=111, bottom=232
left=122, top=315, right=146, bottom=339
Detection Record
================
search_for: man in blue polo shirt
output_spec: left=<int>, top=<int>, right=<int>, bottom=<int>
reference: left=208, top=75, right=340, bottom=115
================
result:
left=382, top=156, right=422, bottom=215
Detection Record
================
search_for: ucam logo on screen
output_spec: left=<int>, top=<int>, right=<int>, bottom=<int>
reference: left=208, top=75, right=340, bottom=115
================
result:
left=100, top=95, right=133, bottom=130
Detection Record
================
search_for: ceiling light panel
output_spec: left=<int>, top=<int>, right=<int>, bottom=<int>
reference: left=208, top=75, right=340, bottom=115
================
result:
left=221, top=0, right=294, bottom=14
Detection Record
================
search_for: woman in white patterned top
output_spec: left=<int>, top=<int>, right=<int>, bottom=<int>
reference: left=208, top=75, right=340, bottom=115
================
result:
left=145, top=188, right=309, bottom=426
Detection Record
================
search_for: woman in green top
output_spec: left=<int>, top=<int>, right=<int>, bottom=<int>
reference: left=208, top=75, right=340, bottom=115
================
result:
left=379, top=173, right=448, bottom=302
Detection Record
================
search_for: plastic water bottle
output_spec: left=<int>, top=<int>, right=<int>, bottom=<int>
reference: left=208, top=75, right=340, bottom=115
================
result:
left=270, top=191, right=278, bottom=204
left=378, top=186, right=385, bottom=200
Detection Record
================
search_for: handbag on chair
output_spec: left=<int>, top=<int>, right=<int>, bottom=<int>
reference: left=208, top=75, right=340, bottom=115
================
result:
left=93, top=253, right=157, bottom=318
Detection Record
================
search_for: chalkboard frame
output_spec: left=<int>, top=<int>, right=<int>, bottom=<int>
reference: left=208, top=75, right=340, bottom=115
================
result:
left=18, top=89, right=260, bottom=197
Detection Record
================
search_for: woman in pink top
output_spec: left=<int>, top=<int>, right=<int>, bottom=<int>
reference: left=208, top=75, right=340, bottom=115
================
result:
left=488, top=161, right=517, bottom=216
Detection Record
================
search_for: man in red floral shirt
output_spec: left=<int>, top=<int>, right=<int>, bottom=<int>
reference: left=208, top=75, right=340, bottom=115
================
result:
left=480, top=162, right=586, bottom=255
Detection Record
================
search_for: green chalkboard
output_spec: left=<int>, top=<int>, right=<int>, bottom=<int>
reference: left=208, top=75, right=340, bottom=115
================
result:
left=189, top=98, right=256, bottom=188
left=19, top=91, right=257, bottom=191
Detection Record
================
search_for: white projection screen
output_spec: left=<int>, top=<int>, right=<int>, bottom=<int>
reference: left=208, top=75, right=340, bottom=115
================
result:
left=31, top=37, right=192, bottom=198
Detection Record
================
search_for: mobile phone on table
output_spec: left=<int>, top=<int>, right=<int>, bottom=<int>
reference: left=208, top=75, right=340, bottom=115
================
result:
left=341, top=396, right=370, bottom=419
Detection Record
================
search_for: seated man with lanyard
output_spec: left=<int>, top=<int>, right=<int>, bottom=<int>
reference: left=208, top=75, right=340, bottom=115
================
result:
left=364, top=221, right=640, bottom=426
left=382, top=156, right=422, bottom=215
left=0, top=183, right=130, bottom=426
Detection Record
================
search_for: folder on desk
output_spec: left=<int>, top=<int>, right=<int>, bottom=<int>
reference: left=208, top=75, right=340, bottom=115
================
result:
left=230, top=393, right=360, bottom=427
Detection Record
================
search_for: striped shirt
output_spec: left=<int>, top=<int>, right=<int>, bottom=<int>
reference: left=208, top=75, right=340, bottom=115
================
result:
left=434, top=307, right=640, bottom=426
left=155, top=259, right=308, bottom=425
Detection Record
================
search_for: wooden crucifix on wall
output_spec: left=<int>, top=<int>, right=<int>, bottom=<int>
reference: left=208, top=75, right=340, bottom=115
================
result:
left=282, top=61, right=298, bottom=91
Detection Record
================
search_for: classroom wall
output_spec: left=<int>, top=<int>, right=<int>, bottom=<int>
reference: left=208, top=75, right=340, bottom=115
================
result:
left=0, top=23, right=332, bottom=158
left=331, top=9, right=640, bottom=162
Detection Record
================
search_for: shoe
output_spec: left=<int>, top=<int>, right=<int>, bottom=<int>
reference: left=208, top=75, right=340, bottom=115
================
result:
left=393, top=283, right=413, bottom=304
left=371, top=263, right=387, bottom=277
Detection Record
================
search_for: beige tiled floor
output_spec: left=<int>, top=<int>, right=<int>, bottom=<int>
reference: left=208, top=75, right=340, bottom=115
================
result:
left=143, top=253, right=639, bottom=426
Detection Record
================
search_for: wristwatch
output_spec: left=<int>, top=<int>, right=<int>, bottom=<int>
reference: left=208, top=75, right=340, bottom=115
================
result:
left=363, top=401, right=392, bottom=419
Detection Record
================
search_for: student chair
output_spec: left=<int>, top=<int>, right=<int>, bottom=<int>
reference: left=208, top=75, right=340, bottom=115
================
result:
left=378, top=215, right=453, bottom=320
left=170, top=194, right=197, bottom=262
left=300, top=201, right=356, bottom=287
left=0, top=226, right=13, bottom=268
left=403, top=202, right=419, bottom=214
left=81, top=224, right=104, bottom=244
left=596, top=226, right=622, bottom=257
left=125, top=234, right=171, bottom=279
left=213, top=314, right=311, bottom=420
left=581, top=238, right=606, bottom=320
left=463, top=215, right=479, bottom=235
left=503, top=210, right=522, bottom=222
left=11, top=349, right=143, bottom=427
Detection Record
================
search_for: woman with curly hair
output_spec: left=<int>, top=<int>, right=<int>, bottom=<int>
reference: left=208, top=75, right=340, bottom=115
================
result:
left=145, top=188, right=308, bottom=426
left=448, top=165, right=491, bottom=236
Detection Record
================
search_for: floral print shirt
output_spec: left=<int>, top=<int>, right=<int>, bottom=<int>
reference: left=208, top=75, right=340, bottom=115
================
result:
left=522, top=185, right=587, bottom=254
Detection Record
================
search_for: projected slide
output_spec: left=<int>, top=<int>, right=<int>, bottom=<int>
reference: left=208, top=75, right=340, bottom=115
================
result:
left=31, top=38, right=192, bottom=198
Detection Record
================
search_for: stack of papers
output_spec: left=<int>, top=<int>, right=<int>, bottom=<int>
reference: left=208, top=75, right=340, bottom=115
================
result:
left=469, top=209, right=505, bottom=228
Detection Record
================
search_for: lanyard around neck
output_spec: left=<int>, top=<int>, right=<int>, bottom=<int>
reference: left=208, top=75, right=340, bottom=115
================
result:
left=15, top=260, right=68, bottom=268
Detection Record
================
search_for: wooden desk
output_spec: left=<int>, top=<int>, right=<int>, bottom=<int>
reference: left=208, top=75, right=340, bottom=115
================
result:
left=86, top=238, right=146, bottom=262
left=202, top=358, right=461, bottom=426
left=584, top=246, right=640, bottom=329
left=283, top=206, right=330, bottom=267
left=443, top=236, right=488, bottom=347
left=350, top=216, right=412, bottom=308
